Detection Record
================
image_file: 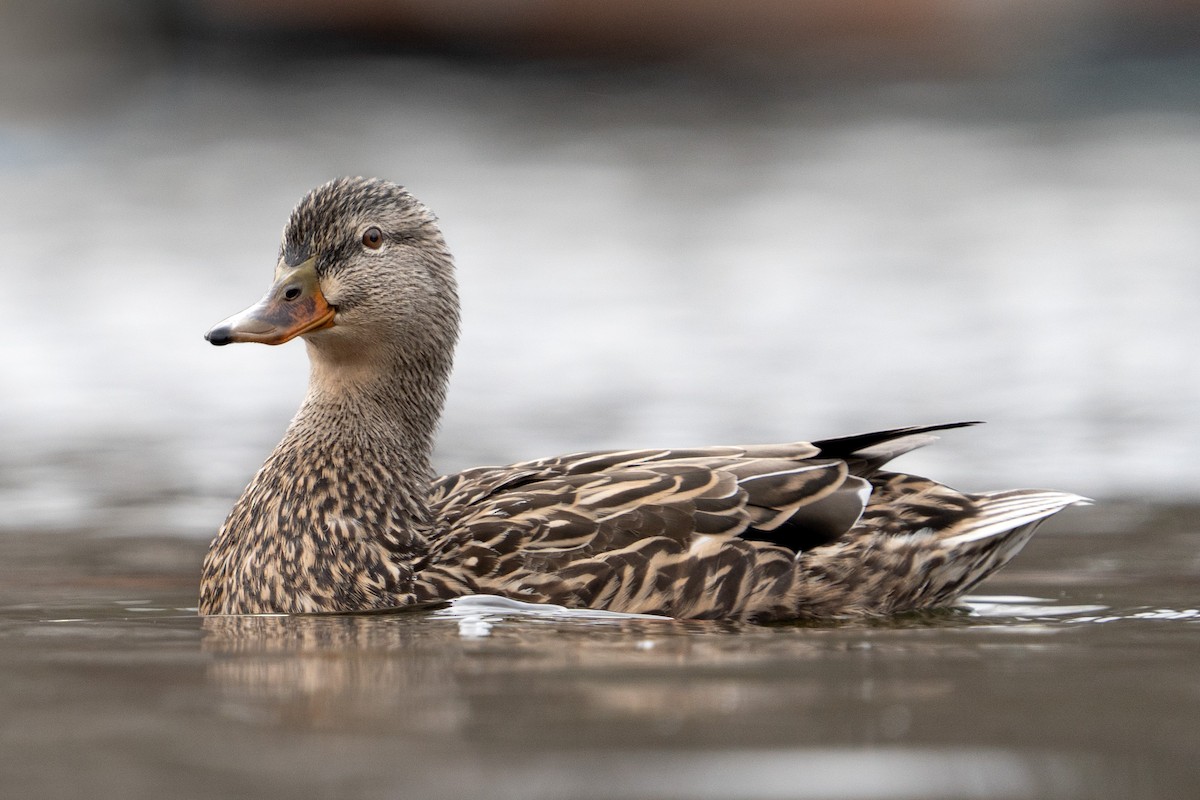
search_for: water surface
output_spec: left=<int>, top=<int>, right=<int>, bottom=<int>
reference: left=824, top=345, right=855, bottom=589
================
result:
left=2, top=508, right=1197, bottom=799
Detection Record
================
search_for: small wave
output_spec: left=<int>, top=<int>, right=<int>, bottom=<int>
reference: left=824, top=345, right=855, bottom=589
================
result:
left=965, top=595, right=1200, bottom=624
left=434, top=594, right=669, bottom=638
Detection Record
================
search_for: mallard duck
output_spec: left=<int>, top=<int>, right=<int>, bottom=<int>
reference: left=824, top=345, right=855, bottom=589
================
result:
left=200, top=176, right=1084, bottom=619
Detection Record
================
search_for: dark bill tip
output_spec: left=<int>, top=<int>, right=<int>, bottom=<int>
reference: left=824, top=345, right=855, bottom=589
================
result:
left=205, top=326, right=233, bottom=346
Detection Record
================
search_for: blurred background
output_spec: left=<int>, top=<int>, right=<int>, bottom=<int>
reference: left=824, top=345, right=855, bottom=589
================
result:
left=2, top=0, right=1199, bottom=540
left=3, top=5, right=1200, bottom=800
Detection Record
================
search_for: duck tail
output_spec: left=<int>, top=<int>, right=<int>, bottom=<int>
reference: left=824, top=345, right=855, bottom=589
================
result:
left=791, top=483, right=1088, bottom=618
left=916, top=489, right=1090, bottom=607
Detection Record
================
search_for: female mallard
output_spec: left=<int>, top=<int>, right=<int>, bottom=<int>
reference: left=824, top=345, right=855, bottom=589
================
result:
left=200, top=177, right=1083, bottom=619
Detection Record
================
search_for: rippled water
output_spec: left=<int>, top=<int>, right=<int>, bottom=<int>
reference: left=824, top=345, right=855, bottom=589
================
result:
left=3, top=509, right=1198, bottom=799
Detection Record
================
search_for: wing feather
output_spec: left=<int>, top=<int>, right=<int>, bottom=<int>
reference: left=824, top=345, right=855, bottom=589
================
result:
left=419, top=424, right=1082, bottom=619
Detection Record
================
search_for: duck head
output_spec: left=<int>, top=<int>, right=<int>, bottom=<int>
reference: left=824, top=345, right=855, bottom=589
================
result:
left=205, top=177, right=460, bottom=381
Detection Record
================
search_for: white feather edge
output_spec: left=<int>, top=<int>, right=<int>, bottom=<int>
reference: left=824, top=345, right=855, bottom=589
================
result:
left=941, top=491, right=1091, bottom=546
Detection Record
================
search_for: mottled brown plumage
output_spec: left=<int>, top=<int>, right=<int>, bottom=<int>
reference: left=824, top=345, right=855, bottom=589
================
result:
left=200, top=177, right=1084, bottom=620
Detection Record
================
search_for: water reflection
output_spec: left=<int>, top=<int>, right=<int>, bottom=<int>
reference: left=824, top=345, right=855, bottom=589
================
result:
left=200, top=609, right=753, bottom=731
left=198, top=601, right=1147, bottom=798
left=1, top=554, right=1192, bottom=800
left=482, top=747, right=1106, bottom=800
left=198, top=592, right=1198, bottom=739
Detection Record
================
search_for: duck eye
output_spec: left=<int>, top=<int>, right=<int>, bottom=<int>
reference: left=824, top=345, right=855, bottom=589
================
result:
left=362, top=226, right=384, bottom=250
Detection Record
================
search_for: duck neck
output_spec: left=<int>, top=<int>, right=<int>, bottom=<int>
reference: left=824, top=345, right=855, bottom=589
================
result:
left=297, top=339, right=453, bottom=521
left=200, top=342, right=454, bottom=614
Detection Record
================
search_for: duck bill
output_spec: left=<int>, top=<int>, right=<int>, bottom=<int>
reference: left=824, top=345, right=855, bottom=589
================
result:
left=205, top=257, right=336, bottom=346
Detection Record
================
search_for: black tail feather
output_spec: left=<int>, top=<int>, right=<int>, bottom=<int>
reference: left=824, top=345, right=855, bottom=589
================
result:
left=813, top=421, right=982, bottom=473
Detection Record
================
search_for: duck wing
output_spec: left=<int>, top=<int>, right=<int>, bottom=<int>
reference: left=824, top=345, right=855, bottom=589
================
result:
left=419, top=423, right=1033, bottom=617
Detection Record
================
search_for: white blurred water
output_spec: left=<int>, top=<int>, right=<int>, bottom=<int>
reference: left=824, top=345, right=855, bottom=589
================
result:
left=2, top=47, right=1199, bottom=535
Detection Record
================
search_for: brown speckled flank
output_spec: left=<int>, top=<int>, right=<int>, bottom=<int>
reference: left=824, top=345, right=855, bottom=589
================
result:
left=200, top=177, right=1084, bottom=619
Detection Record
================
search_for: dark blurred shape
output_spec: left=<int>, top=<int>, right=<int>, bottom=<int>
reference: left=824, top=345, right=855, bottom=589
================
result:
left=170, top=1, right=1200, bottom=74
left=3, top=1, right=1199, bottom=119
